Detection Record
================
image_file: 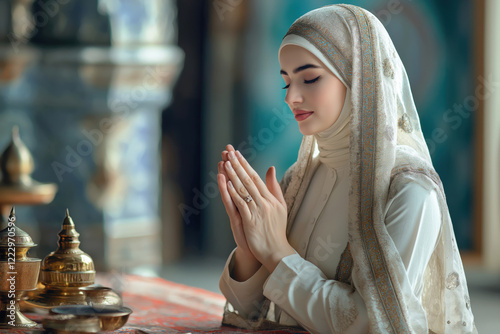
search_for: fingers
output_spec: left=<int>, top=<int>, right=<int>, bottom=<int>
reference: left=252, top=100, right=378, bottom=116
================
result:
left=221, top=145, right=235, bottom=162
left=224, top=148, right=253, bottom=178
left=219, top=159, right=251, bottom=211
left=266, top=166, right=286, bottom=206
left=222, top=144, right=271, bottom=202
left=218, top=161, right=229, bottom=182
left=219, top=168, right=252, bottom=220
left=231, top=150, right=273, bottom=201
left=219, top=161, right=254, bottom=217
left=219, top=161, right=244, bottom=211
left=223, top=158, right=258, bottom=206
left=225, top=177, right=252, bottom=220
left=217, top=172, right=238, bottom=216
left=218, top=163, right=241, bottom=213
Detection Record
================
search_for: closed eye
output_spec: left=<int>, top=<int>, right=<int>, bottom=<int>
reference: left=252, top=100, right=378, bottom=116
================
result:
left=282, top=76, right=321, bottom=89
left=305, top=76, right=321, bottom=84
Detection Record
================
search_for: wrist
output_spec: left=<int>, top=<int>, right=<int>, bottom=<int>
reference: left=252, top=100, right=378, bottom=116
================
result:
left=232, top=247, right=261, bottom=282
left=234, top=247, right=258, bottom=264
left=262, top=244, right=296, bottom=273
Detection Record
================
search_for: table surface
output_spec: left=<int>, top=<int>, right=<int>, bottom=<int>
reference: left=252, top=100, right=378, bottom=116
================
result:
left=0, top=274, right=308, bottom=333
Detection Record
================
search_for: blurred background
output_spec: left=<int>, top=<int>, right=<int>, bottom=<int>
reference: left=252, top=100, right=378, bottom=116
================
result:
left=0, top=0, right=498, bottom=331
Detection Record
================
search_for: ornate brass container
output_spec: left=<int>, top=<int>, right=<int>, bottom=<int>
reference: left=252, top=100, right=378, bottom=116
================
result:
left=0, top=207, right=41, bottom=328
left=25, top=209, right=96, bottom=308
left=0, top=126, right=57, bottom=226
left=79, top=286, right=123, bottom=307
left=50, top=305, right=132, bottom=331
left=42, top=314, right=101, bottom=333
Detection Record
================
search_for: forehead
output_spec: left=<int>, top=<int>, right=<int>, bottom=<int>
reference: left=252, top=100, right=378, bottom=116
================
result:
left=279, top=45, right=322, bottom=67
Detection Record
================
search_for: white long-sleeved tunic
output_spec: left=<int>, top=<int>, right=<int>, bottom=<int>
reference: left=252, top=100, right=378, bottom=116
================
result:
left=219, top=159, right=441, bottom=334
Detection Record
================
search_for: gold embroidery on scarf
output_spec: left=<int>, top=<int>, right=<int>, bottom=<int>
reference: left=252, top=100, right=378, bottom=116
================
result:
left=390, top=165, right=444, bottom=195
left=334, top=243, right=354, bottom=284
left=337, top=4, right=411, bottom=333
left=331, top=284, right=359, bottom=333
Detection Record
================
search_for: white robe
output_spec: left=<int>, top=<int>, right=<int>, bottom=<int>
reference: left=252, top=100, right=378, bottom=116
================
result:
left=219, top=159, right=441, bottom=334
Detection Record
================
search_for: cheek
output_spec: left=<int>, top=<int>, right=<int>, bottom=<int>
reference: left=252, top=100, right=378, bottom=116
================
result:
left=309, top=84, right=329, bottom=110
left=311, top=85, right=342, bottom=121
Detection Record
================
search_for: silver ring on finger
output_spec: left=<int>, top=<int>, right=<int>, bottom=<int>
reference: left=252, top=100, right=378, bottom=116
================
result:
left=244, top=195, right=253, bottom=203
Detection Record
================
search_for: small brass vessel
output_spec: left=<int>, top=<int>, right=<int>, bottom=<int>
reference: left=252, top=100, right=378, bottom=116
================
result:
left=42, top=314, right=101, bottom=333
left=50, top=305, right=132, bottom=331
left=25, top=209, right=96, bottom=308
left=0, top=126, right=57, bottom=226
left=0, top=207, right=41, bottom=328
left=80, top=286, right=123, bottom=307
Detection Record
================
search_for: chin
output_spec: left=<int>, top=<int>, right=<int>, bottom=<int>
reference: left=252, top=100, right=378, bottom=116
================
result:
left=298, top=125, right=320, bottom=136
left=299, top=128, right=319, bottom=136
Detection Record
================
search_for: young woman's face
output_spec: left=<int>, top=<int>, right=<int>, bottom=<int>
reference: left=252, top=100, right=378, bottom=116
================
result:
left=279, top=45, right=347, bottom=136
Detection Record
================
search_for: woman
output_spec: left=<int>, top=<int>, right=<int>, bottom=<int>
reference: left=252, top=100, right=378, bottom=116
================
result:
left=216, top=4, right=476, bottom=334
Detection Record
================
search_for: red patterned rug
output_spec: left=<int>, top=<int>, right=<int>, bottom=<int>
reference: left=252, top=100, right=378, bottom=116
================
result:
left=1, top=274, right=307, bottom=333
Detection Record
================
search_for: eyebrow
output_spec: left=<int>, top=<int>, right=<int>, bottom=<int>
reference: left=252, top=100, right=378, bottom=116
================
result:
left=280, top=64, right=321, bottom=75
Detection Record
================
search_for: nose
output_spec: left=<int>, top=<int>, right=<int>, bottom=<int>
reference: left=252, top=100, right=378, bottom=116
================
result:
left=284, top=83, right=304, bottom=107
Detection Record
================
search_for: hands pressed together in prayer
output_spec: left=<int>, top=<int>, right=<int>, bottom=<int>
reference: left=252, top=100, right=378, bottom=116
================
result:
left=217, top=144, right=295, bottom=281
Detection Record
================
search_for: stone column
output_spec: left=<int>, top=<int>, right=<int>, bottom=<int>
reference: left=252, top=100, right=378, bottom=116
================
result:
left=0, top=0, right=184, bottom=273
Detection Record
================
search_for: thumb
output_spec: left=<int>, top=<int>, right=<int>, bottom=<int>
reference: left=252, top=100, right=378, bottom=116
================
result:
left=266, top=166, right=286, bottom=206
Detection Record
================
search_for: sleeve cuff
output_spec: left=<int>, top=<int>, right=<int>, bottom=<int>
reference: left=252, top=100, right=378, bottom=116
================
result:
left=263, top=253, right=306, bottom=302
left=219, top=248, right=270, bottom=318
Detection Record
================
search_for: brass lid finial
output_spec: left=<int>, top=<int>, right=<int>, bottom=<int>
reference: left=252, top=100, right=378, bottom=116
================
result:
left=63, top=208, right=74, bottom=226
left=0, top=126, right=34, bottom=186
left=59, top=208, right=79, bottom=245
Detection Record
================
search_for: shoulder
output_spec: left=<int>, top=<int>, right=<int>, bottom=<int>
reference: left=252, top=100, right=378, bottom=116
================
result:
left=389, top=178, right=434, bottom=202
left=387, top=167, right=442, bottom=204
left=385, top=173, right=441, bottom=226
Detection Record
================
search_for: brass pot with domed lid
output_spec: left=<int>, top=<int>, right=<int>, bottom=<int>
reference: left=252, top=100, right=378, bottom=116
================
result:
left=0, top=207, right=41, bottom=328
left=24, top=209, right=96, bottom=308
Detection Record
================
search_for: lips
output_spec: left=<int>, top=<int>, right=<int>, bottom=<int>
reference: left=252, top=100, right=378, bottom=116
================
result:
left=294, top=110, right=314, bottom=121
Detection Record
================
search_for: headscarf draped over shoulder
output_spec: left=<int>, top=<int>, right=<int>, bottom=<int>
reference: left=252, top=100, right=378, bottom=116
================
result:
left=225, top=4, right=477, bottom=333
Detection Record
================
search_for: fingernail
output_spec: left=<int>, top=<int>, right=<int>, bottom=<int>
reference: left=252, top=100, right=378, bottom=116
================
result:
left=236, top=150, right=242, bottom=158
left=225, top=161, right=233, bottom=170
left=228, top=151, right=235, bottom=159
left=228, top=180, right=234, bottom=188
